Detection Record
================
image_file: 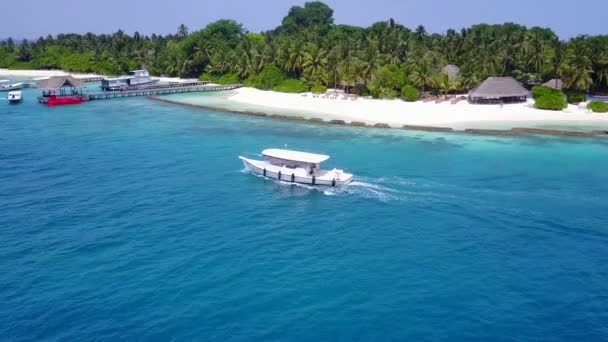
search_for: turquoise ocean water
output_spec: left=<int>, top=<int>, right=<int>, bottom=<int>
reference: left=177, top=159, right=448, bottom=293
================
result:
left=1, top=87, right=608, bottom=341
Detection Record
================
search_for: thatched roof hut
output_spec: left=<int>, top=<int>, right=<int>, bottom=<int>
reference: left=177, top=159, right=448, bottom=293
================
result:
left=468, top=77, right=529, bottom=104
left=37, top=76, right=86, bottom=91
left=442, top=64, right=460, bottom=80
left=542, top=78, right=564, bottom=90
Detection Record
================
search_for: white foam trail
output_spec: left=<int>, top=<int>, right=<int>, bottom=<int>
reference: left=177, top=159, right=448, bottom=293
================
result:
left=239, top=168, right=444, bottom=203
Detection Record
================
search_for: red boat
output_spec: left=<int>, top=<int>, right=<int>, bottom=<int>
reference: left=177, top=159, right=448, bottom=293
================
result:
left=45, top=95, right=84, bottom=106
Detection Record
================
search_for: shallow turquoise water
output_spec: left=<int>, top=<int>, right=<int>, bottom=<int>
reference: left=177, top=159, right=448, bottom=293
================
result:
left=2, top=89, right=608, bottom=341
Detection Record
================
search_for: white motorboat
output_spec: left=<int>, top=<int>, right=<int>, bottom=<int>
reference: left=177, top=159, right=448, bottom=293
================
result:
left=239, top=149, right=353, bottom=187
left=100, top=69, right=159, bottom=91
left=0, top=80, right=24, bottom=92
left=127, top=69, right=159, bottom=87
left=7, top=91, right=22, bottom=103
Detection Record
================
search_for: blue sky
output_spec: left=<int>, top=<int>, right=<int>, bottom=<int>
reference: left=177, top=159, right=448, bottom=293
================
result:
left=3, top=0, right=606, bottom=39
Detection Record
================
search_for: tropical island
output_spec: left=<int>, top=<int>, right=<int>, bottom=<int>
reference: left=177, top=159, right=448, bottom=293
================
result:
left=2, top=1, right=608, bottom=131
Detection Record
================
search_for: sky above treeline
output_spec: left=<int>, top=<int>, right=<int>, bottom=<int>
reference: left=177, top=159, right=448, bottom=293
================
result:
left=3, top=0, right=607, bottom=39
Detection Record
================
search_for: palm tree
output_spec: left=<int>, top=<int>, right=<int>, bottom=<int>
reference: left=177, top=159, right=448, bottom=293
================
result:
left=288, top=44, right=306, bottom=77
left=338, top=57, right=363, bottom=94
left=594, top=54, right=608, bottom=89
left=327, top=47, right=341, bottom=90
left=302, top=44, right=329, bottom=85
left=434, top=73, right=450, bottom=96
left=517, top=30, right=554, bottom=82
left=177, top=24, right=189, bottom=39
left=414, top=25, right=427, bottom=43
left=16, top=39, right=33, bottom=61
left=274, top=42, right=292, bottom=74
left=564, top=52, right=593, bottom=91
left=360, top=39, right=382, bottom=85
left=409, top=51, right=439, bottom=93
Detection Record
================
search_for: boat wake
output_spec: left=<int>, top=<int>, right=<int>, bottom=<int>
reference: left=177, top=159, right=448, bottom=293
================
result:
left=240, top=168, right=437, bottom=202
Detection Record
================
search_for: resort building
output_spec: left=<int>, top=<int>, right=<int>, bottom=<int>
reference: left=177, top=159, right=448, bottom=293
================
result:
left=542, top=78, right=564, bottom=90
left=468, top=77, right=529, bottom=104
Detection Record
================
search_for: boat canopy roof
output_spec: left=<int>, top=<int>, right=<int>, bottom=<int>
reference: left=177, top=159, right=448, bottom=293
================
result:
left=262, top=149, right=329, bottom=164
left=0, top=80, right=9, bottom=83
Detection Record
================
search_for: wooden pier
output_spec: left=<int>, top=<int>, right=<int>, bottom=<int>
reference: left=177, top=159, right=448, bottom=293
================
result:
left=87, top=84, right=240, bottom=100
left=168, top=80, right=210, bottom=87
left=38, top=84, right=242, bottom=104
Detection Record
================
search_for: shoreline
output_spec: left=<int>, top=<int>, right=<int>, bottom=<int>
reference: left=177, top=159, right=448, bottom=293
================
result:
left=0, top=68, right=105, bottom=79
left=0, top=68, right=191, bottom=84
left=5, top=68, right=608, bottom=138
left=225, top=88, right=608, bottom=130
left=147, top=96, right=608, bottom=138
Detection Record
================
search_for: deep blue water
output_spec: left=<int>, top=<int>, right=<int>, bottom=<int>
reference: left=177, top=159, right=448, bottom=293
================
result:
left=2, top=89, right=608, bottom=341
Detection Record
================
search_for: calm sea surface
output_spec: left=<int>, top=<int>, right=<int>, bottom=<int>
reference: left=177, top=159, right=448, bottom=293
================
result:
left=1, top=88, right=608, bottom=341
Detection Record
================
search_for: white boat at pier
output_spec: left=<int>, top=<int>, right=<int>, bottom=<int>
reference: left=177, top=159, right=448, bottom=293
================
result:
left=0, top=80, right=24, bottom=92
left=239, top=149, right=353, bottom=187
left=100, top=70, right=159, bottom=91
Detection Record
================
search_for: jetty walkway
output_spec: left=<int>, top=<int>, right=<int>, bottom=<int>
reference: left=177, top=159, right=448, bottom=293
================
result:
left=38, top=84, right=242, bottom=103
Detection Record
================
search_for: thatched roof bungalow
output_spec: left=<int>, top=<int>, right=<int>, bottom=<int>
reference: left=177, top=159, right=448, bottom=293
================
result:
left=37, top=76, right=86, bottom=93
left=468, top=77, right=529, bottom=104
left=37, top=76, right=88, bottom=105
left=542, top=78, right=564, bottom=90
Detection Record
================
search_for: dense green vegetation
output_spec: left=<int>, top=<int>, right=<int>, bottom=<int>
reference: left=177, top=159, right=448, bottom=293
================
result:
left=565, top=90, right=586, bottom=104
left=401, top=85, right=419, bottom=101
left=588, top=101, right=608, bottom=113
left=531, top=86, right=553, bottom=100
left=311, top=85, right=327, bottom=94
left=273, top=78, right=308, bottom=93
left=199, top=72, right=241, bottom=85
left=532, top=86, right=567, bottom=110
left=243, top=64, right=284, bottom=90
left=535, top=94, right=567, bottom=111
left=2, top=1, right=608, bottom=97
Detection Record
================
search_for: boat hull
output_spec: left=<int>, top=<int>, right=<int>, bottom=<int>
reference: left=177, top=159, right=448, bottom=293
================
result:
left=101, top=79, right=160, bottom=91
left=45, top=97, right=84, bottom=106
left=129, top=79, right=160, bottom=87
left=0, top=83, right=24, bottom=92
left=239, top=157, right=352, bottom=187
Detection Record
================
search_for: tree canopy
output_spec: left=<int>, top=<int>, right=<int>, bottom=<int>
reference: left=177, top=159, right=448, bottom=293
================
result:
left=277, top=1, right=334, bottom=34
left=2, top=1, right=608, bottom=95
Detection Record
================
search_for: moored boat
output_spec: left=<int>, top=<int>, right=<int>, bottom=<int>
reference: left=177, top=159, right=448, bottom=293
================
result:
left=100, top=69, right=159, bottom=91
left=239, top=149, right=353, bottom=187
left=7, top=91, right=22, bottom=104
left=0, top=80, right=24, bottom=92
left=127, top=69, right=159, bottom=87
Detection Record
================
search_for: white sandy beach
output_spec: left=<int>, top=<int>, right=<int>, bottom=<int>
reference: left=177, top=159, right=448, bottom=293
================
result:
left=226, top=88, right=608, bottom=130
left=0, top=68, right=204, bottom=85
left=0, top=68, right=105, bottom=79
